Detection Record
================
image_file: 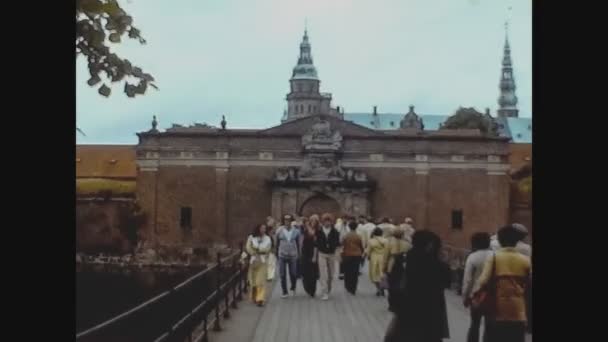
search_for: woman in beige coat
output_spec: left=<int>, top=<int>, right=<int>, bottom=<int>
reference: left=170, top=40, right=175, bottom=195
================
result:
left=245, top=223, right=272, bottom=306
left=366, top=227, right=388, bottom=296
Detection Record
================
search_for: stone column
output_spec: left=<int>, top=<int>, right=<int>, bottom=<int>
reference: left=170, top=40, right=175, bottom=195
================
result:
left=215, top=167, right=229, bottom=243
left=414, top=155, right=430, bottom=229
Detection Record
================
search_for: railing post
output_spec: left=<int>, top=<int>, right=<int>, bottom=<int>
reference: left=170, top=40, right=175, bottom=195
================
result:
left=224, top=257, right=231, bottom=319
left=231, top=255, right=238, bottom=309
left=213, top=252, right=222, bottom=331
left=202, top=316, right=208, bottom=342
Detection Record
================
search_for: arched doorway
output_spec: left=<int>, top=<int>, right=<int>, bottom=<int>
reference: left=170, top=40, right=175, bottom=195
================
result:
left=299, top=193, right=341, bottom=217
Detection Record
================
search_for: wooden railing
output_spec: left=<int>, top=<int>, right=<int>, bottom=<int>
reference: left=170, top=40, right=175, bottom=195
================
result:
left=76, top=243, right=248, bottom=342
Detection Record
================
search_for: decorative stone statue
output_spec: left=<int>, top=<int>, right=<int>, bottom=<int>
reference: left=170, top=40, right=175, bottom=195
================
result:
left=302, top=118, right=343, bottom=151
left=275, top=168, right=289, bottom=181
left=354, top=171, right=368, bottom=182
left=221, top=115, right=227, bottom=130
left=346, top=169, right=354, bottom=181
left=152, top=115, right=158, bottom=130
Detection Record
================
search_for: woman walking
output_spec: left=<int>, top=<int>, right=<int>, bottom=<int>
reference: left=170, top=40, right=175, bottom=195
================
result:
left=366, top=227, right=388, bottom=296
left=386, top=227, right=411, bottom=311
left=245, top=223, right=272, bottom=306
left=301, top=215, right=320, bottom=297
left=384, top=230, right=451, bottom=342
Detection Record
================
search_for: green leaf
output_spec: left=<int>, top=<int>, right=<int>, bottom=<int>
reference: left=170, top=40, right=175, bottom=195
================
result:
left=87, top=75, right=101, bottom=86
left=132, top=67, right=143, bottom=77
left=109, top=33, right=121, bottom=43
left=102, top=0, right=121, bottom=16
left=80, top=0, right=104, bottom=14
left=98, top=84, right=111, bottom=97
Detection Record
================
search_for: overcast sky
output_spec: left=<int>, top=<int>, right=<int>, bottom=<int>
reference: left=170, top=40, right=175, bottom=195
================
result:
left=76, top=0, right=531, bottom=144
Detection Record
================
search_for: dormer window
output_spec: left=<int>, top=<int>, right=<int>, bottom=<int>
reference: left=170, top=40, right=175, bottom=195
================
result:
left=390, top=121, right=395, bottom=127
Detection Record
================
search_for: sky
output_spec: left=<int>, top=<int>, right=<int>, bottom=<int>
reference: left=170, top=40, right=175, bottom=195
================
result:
left=76, top=0, right=532, bottom=144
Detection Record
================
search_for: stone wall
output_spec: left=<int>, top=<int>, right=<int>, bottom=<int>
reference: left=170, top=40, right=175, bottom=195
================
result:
left=76, top=199, right=142, bottom=254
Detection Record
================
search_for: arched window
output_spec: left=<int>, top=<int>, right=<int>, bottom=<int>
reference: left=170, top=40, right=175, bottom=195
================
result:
left=308, top=105, right=311, bottom=113
left=313, top=106, right=317, bottom=113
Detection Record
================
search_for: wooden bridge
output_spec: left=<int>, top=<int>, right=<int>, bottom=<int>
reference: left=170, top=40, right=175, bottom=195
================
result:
left=76, top=248, right=532, bottom=342
left=207, top=266, right=532, bottom=342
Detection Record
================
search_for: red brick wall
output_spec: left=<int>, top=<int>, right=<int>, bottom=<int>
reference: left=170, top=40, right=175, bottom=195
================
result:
left=137, top=165, right=510, bottom=250
left=227, top=167, right=275, bottom=245
left=76, top=200, right=136, bottom=254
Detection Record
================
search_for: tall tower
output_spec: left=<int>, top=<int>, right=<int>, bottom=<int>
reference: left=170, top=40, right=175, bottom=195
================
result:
left=284, top=28, right=338, bottom=122
left=497, top=22, right=519, bottom=118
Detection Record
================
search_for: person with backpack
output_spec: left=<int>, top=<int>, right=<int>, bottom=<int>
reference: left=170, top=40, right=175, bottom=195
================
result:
left=473, top=225, right=531, bottom=342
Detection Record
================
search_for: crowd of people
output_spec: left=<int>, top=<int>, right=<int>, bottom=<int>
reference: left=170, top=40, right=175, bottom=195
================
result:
left=242, top=213, right=532, bottom=342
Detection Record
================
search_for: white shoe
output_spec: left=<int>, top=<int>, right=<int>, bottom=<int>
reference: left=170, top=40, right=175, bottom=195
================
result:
left=291, top=290, right=296, bottom=297
left=321, top=294, right=329, bottom=300
left=281, top=294, right=288, bottom=298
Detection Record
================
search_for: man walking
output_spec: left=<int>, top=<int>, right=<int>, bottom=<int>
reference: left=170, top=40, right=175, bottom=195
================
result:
left=316, top=213, right=341, bottom=300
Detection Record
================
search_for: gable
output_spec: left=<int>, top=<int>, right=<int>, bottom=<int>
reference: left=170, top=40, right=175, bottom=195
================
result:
left=259, top=115, right=381, bottom=137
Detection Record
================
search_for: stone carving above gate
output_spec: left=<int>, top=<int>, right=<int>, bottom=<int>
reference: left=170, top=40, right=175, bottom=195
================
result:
left=272, top=160, right=369, bottom=183
left=302, top=117, right=342, bottom=152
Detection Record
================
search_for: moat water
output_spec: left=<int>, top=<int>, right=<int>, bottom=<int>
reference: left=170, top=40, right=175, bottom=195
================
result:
left=76, top=267, right=203, bottom=337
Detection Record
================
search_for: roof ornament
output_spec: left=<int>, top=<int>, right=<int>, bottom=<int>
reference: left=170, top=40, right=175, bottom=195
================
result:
left=221, top=115, right=227, bottom=130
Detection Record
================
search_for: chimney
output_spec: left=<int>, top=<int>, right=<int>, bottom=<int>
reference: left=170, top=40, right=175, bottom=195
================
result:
left=409, top=105, right=415, bottom=113
left=337, top=105, right=341, bottom=113
left=373, top=106, right=377, bottom=115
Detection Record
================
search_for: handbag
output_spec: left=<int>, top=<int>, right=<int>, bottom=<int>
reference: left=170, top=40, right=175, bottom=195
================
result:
left=471, top=253, right=497, bottom=315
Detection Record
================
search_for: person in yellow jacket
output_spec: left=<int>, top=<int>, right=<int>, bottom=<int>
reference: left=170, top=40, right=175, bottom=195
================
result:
left=245, top=223, right=272, bottom=307
left=474, top=225, right=531, bottom=342
left=366, top=227, right=388, bottom=296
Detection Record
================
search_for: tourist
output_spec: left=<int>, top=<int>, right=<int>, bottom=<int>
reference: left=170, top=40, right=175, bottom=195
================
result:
left=341, top=220, right=365, bottom=294
left=378, top=217, right=396, bottom=238
left=510, top=223, right=532, bottom=333
left=462, top=232, right=493, bottom=342
left=386, top=227, right=411, bottom=312
left=316, top=213, right=341, bottom=300
left=336, top=215, right=350, bottom=280
left=245, top=223, right=272, bottom=307
left=384, top=230, right=451, bottom=342
left=490, top=223, right=531, bottom=257
left=301, top=215, right=320, bottom=297
left=400, top=217, right=416, bottom=240
left=474, top=225, right=531, bottom=342
left=266, top=216, right=278, bottom=282
left=366, top=227, right=388, bottom=296
left=276, top=219, right=301, bottom=298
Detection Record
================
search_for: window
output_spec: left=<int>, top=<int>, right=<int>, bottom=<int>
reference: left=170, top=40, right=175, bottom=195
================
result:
left=451, top=210, right=463, bottom=230
left=313, top=106, right=317, bottom=113
left=308, top=105, right=311, bottom=113
left=180, top=207, right=192, bottom=230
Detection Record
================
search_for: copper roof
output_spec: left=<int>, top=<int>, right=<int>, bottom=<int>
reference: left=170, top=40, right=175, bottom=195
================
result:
left=76, top=145, right=136, bottom=179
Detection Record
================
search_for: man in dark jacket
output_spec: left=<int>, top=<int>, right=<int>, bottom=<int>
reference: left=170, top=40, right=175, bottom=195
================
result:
left=316, top=213, right=341, bottom=300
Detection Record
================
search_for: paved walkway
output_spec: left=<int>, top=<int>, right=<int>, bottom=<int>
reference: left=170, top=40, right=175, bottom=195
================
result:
left=208, top=265, right=532, bottom=342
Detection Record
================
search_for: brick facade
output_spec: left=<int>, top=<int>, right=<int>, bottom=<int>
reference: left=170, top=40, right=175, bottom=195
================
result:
left=135, top=115, right=511, bottom=250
